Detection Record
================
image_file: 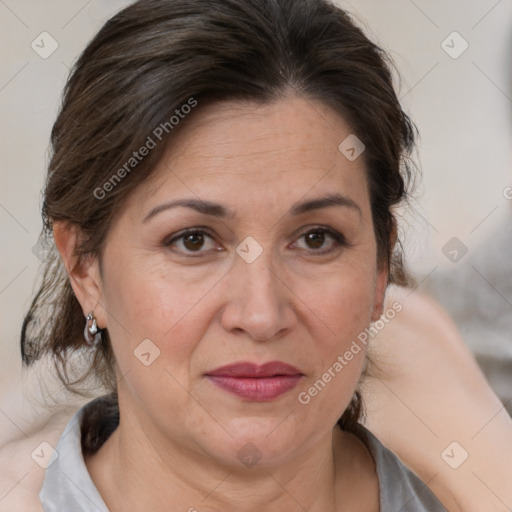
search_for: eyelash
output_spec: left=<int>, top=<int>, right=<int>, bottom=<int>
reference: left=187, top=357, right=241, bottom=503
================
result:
left=163, top=225, right=347, bottom=257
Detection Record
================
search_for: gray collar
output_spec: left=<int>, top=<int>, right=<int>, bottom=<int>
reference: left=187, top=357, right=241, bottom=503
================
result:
left=40, top=404, right=447, bottom=512
left=39, top=408, right=109, bottom=512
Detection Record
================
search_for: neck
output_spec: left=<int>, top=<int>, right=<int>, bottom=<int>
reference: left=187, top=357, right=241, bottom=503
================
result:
left=85, top=402, right=375, bottom=512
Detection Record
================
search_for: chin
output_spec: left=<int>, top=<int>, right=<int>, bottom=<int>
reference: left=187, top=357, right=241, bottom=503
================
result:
left=205, top=415, right=315, bottom=467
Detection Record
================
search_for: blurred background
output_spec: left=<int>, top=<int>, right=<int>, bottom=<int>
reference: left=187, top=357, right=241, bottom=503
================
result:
left=1, top=0, right=511, bottom=412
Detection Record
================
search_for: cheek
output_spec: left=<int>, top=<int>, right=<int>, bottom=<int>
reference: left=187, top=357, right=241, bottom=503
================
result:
left=99, top=260, right=209, bottom=423
left=100, top=251, right=221, bottom=379
left=294, top=254, right=377, bottom=343
left=286, top=254, right=376, bottom=419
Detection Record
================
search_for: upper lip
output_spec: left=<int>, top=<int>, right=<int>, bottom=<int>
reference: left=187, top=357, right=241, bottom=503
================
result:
left=206, top=361, right=303, bottom=378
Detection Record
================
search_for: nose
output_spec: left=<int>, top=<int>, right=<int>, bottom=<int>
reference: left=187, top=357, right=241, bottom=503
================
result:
left=219, top=250, right=296, bottom=343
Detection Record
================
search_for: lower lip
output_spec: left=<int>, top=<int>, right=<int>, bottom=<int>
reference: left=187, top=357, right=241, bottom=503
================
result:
left=206, top=375, right=303, bottom=401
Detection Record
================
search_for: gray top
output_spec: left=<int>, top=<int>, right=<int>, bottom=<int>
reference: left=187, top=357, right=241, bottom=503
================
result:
left=40, top=404, right=448, bottom=511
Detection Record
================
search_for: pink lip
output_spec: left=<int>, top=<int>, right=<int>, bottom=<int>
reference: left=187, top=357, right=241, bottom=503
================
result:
left=205, top=361, right=304, bottom=401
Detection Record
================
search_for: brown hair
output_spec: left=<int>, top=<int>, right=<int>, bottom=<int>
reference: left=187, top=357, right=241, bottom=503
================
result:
left=21, top=0, right=417, bottom=452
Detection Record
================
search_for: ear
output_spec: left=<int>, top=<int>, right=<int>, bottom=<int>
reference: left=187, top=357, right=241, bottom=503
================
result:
left=53, top=222, right=107, bottom=329
left=371, top=266, right=388, bottom=322
left=371, top=220, right=397, bottom=322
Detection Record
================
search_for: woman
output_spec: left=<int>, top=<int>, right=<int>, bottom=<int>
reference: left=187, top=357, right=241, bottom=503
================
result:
left=21, top=0, right=449, bottom=510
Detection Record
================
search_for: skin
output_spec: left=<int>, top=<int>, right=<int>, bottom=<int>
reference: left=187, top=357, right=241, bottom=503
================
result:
left=363, top=285, right=512, bottom=512
left=2, top=96, right=511, bottom=512
left=52, top=95, right=387, bottom=512
left=2, top=290, right=512, bottom=511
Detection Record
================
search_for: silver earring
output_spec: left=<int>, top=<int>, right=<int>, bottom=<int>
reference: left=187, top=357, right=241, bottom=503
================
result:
left=84, top=312, right=102, bottom=347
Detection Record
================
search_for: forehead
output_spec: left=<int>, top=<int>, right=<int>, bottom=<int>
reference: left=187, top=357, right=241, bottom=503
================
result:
left=129, top=95, right=370, bottom=219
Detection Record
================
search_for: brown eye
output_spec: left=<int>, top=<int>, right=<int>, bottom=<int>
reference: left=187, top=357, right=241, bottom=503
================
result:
left=165, top=226, right=346, bottom=257
left=164, top=229, right=219, bottom=255
left=294, top=227, right=346, bottom=253
left=182, top=232, right=206, bottom=251
left=304, top=230, right=326, bottom=249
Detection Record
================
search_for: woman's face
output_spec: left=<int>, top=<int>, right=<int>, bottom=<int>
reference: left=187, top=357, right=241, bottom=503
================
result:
left=91, top=95, right=388, bottom=467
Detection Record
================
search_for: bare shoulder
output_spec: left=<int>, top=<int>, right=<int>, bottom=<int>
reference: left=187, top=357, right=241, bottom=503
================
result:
left=369, top=285, right=477, bottom=371
left=362, top=285, right=512, bottom=512
left=0, top=408, right=76, bottom=512
left=366, top=285, right=504, bottom=414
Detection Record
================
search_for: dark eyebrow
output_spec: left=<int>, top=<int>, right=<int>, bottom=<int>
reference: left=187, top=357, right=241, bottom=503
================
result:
left=142, top=192, right=361, bottom=223
left=289, top=193, right=361, bottom=217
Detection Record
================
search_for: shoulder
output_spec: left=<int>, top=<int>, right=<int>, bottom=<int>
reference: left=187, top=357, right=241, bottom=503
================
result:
left=38, top=399, right=112, bottom=512
left=0, top=408, right=75, bottom=512
left=0, top=391, right=113, bottom=512
left=364, top=284, right=489, bottom=395
left=363, top=285, right=512, bottom=512
left=374, top=284, right=466, bottom=363
left=360, top=426, right=448, bottom=511
left=333, top=425, right=447, bottom=512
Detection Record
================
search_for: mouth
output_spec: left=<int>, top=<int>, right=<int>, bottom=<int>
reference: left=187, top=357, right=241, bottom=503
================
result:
left=205, top=361, right=304, bottom=402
